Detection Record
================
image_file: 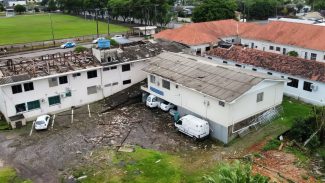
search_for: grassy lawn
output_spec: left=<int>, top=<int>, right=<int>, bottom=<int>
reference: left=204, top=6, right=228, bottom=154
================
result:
left=0, top=14, right=129, bottom=45
left=0, top=167, right=32, bottom=183
left=72, top=97, right=313, bottom=183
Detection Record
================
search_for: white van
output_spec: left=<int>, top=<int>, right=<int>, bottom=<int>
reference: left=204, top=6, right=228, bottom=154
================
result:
left=146, top=94, right=164, bottom=108
left=175, top=115, right=209, bottom=140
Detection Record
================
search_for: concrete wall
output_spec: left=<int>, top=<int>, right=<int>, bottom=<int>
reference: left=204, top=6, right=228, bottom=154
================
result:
left=0, top=60, right=147, bottom=121
left=241, top=38, right=325, bottom=62
left=210, top=56, right=325, bottom=105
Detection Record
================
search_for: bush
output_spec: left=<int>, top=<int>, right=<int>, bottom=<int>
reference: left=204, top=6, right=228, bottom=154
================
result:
left=287, top=51, right=298, bottom=57
left=108, top=38, right=118, bottom=46
left=263, top=139, right=281, bottom=151
left=288, top=117, right=319, bottom=147
left=203, top=161, right=269, bottom=183
left=74, top=46, right=88, bottom=53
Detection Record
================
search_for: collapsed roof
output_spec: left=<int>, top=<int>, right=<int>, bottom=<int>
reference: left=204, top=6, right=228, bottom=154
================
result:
left=208, top=46, right=325, bottom=83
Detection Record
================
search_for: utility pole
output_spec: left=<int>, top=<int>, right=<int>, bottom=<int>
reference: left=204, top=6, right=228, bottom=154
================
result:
left=95, top=8, right=99, bottom=38
left=49, top=13, right=55, bottom=46
left=104, top=8, right=110, bottom=37
left=154, top=4, right=158, bottom=26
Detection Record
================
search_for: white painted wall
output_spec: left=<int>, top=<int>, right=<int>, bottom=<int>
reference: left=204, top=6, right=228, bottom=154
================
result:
left=0, top=60, right=148, bottom=121
left=240, top=38, right=325, bottom=62
left=209, top=56, right=325, bottom=105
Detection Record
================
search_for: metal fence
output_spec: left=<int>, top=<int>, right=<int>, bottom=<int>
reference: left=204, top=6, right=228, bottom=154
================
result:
left=0, top=33, right=125, bottom=56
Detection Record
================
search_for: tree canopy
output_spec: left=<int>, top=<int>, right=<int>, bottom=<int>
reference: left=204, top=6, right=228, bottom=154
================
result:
left=192, top=0, right=237, bottom=22
left=14, top=5, right=26, bottom=14
left=53, top=0, right=173, bottom=26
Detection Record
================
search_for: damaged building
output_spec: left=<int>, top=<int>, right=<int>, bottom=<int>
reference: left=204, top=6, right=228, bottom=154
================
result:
left=0, top=41, right=185, bottom=128
left=141, top=52, right=285, bottom=144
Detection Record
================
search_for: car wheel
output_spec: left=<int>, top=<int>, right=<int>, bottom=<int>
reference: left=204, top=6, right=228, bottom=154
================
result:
left=63, top=46, right=66, bottom=49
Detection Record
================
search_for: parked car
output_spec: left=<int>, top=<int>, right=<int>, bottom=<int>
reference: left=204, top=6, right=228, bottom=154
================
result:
left=60, top=42, right=76, bottom=49
left=92, top=37, right=106, bottom=44
left=175, top=115, right=209, bottom=140
left=111, top=35, right=123, bottom=40
left=146, top=94, right=163, bottom=108
left=160, top=101, right=175, bottom=112
left=34, top=115, right=51, bottom=130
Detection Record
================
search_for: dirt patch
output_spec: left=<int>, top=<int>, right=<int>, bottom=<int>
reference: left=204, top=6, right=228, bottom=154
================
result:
left=0, top=99, right=215, bottom=183
left=252, top=150, right=316, bottom=183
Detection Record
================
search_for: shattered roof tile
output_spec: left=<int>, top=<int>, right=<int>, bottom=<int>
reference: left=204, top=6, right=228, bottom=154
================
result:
left=208, top=46, right=325, bottom=83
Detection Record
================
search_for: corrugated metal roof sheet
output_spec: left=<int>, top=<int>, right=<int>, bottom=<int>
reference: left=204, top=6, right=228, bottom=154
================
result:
left=0, top=74, right=31, bottom=85
left=143, top=52, right=278, bottom=102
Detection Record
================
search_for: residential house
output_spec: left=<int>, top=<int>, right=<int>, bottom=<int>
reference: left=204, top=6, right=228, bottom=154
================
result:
left=141, top=52, right=285, bottom=143
left=207, top=46, right=325, bottom=105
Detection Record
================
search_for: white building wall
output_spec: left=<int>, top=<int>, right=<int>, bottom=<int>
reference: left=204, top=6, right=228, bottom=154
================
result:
left=0, top=60, right=147, bottom=121
left=229, top=80, right=284, bottom=127
left=209, top=56, right=325, bottom=105
left=241, top=38, right=325, bottom=62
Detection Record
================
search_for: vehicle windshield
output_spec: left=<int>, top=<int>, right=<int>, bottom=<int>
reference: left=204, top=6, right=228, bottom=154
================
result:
left=163, top=101, right=169, bottom=105
left=36, top=121, right=45, bottom=125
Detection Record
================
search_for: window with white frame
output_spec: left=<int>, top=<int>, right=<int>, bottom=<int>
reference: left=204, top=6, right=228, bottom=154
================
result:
left=257, top=92, right=264, bottom=103
left=150, top=75, right=156, bottom=84
left=162, top=79, right=170, bottom=90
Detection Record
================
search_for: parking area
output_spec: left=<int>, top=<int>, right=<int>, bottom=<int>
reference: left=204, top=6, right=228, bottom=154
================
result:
left=0, top=97, right=216, bottom=183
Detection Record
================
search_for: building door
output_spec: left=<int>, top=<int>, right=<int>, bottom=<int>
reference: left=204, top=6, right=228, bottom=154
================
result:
left=283, top=48, right=287, bottom=55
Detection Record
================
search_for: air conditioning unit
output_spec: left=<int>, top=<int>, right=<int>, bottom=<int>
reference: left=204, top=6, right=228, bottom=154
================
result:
left=311, top=84, right=318, bottom=91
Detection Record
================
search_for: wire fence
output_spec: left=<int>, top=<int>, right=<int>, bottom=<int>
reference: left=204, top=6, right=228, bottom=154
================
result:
left=0, top=33, right=125, bottom=56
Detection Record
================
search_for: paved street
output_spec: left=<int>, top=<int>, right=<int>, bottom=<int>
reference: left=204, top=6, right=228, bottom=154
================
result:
left=0, top=43, right=93, bottom=59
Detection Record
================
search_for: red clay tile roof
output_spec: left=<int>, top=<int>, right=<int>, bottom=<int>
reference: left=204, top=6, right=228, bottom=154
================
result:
left=154, top=19, right=254, bottom=46
left=241, top=21, right=325, bottom=51
left=208, top=46, right=325, bottom=83
left=155, top=19, right=325, bottom=51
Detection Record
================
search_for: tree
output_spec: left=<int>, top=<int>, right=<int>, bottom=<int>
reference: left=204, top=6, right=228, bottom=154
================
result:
left=14, top=5, right=26, bottom=14
left=0, top=3, right=5, bottom=12
left=192, top=0, right=237, bottom=22
left=314, top=0, right=325, bottom=11
left=48, top=0, right=57, bottom=11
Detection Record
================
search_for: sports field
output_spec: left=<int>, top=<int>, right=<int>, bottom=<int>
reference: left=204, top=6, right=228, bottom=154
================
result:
left=0, top=14, right=129, bottom=45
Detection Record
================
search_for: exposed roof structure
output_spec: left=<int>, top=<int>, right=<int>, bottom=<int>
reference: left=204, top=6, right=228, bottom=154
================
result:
left=154, top=19, right=325, bottom=51
left=0, top=41, right=186, bottom=86
left=208, top=46, right=325, bottom=83
left=143, top=52, right=279, bottom=102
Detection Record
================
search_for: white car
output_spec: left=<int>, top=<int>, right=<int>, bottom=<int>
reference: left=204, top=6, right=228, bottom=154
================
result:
left=146, top=94, right=163, bottom=108
left=34, top=115, right=51, bottom=130
left=111, top=35, right=123, bottom=40
left=160, top=101, right=175, bottom=111
left=92, top=37, right=106, bottom=44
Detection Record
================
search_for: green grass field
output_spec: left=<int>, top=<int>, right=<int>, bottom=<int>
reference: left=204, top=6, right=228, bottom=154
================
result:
left=0, top=14, right=129, bottom=45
